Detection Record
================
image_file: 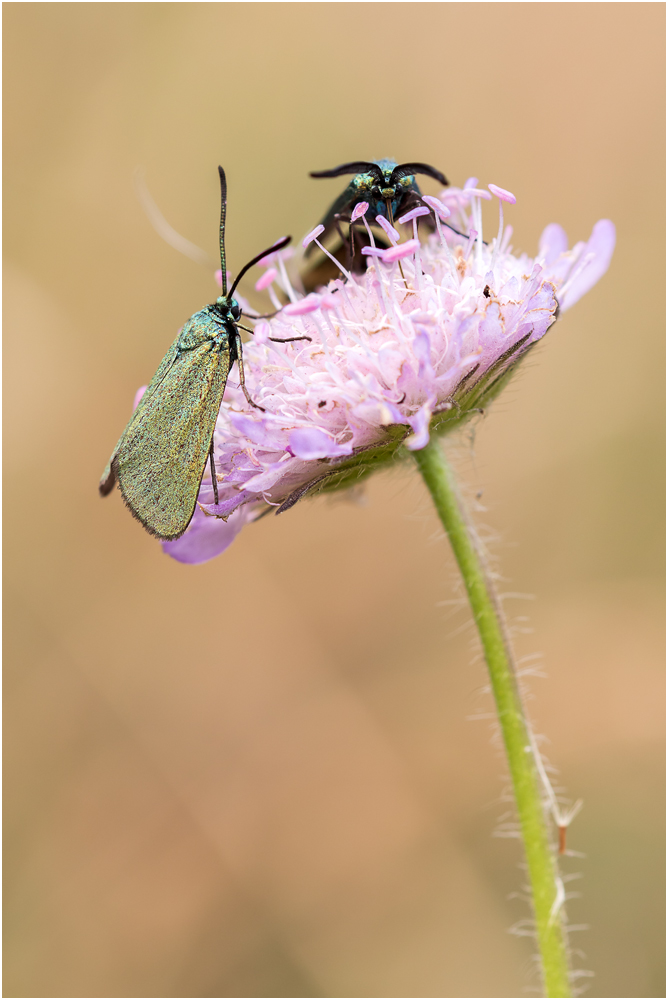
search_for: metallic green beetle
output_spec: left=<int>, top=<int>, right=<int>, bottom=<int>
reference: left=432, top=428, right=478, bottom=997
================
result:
left=307, top=158, right=449, bottom=250
left=100, top=166, right=298, bottom=541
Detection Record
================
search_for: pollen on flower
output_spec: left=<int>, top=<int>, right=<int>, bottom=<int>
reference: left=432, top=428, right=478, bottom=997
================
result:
left=163, top=180, right=616, bottom=563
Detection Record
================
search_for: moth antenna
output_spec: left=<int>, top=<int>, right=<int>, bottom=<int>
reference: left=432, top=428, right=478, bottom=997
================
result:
left=244, top=309, right=282, bottom=319
left=218, top=166, right=228, bottom=298
left=228, top=236, right=291, bottom=300
left=310, top=161, right=382, bottom=181
left=390, top=162, right=449, bottom=187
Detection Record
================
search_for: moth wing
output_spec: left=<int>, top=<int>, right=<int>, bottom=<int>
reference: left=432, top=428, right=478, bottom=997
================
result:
left=112, top=334, right=231, bottom=540
left=99, top=332, right=182, bottom=496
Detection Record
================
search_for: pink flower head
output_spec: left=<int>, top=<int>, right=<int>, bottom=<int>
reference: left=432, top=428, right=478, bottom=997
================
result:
left=161, top=181, right=615, bottom=563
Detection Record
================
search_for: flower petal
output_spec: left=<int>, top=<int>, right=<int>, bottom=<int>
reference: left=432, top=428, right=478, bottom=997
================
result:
left=288, top=427, right=353, bottom=460
left=558, top=220, right=616, bottom=311
left=133, top=385, right=148, bottom=410
left=405, top=401, right=434, bottom=451
left=538, top=223, right=569, bottom=264
left=162, top=504, right=254, bottom=565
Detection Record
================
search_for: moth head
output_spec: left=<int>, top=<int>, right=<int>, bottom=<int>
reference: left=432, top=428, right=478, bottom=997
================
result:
left=215, top=296, right=242, bottom=322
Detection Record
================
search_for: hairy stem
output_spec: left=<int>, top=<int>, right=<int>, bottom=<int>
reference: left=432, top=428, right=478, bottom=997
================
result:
left=411, top=435, right=572, bottom=998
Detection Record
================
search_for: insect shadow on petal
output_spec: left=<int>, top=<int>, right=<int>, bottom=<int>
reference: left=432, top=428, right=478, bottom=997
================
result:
left=100, top=166, right=310, bottom=541
left=302, top=158, right=467, bottom=289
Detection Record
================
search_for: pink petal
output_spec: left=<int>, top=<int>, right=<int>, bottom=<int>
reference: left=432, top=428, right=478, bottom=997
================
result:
left=242, top=463, right=292, bottom=492
left=162, top=503, right=253, bottom=565
left=412, top=330, right=434, bottom=379
left=253, top=320, right=270, bottom=344
left=133, top=385, right=148, bottom=410
left=288, top=427, right=353, bottom=459
left=538, top=223, right=569, bottom=264
left=559, top=220, right=616, bottom=311
left=229, top=412, right=285, bottom=449
left=405, top=401, right=433, bottom=452
left=199, top=491, right=255, bottom=517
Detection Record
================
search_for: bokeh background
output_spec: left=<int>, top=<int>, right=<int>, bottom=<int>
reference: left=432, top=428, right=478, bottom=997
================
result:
left=4, top=4, right=664, bottom=998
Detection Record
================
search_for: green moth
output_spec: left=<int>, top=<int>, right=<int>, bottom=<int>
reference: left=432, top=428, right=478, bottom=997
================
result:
left=100, top=166, right=298, bottom=541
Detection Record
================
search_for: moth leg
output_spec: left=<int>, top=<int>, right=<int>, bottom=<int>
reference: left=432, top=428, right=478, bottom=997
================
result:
left=384, top=198, right=408, bottom=287
left=209, top=440, right=219, bottom=505
left=333, top=213, right=352, bottom=269
left=269, top=335, right=312, bottom=343
left=242, top=309, right=283, bottom=320
left=234, top=333, right=266, bottom=412
left=239, top=321, right=310, bottom=344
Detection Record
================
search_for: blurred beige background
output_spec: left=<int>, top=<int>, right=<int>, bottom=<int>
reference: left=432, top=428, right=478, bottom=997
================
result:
left=4, top=4, right=664, bottom=998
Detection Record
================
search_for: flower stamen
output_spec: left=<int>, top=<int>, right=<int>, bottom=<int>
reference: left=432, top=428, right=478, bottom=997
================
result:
left=303, top=224, right=353, bottom=282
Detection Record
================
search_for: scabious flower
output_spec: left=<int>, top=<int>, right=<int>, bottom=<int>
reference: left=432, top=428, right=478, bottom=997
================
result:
left=163, top=181, right=615, bottom=564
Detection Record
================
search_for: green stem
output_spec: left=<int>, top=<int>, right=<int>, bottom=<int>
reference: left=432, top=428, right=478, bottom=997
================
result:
left=411, top=435, right=572, bottom=998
